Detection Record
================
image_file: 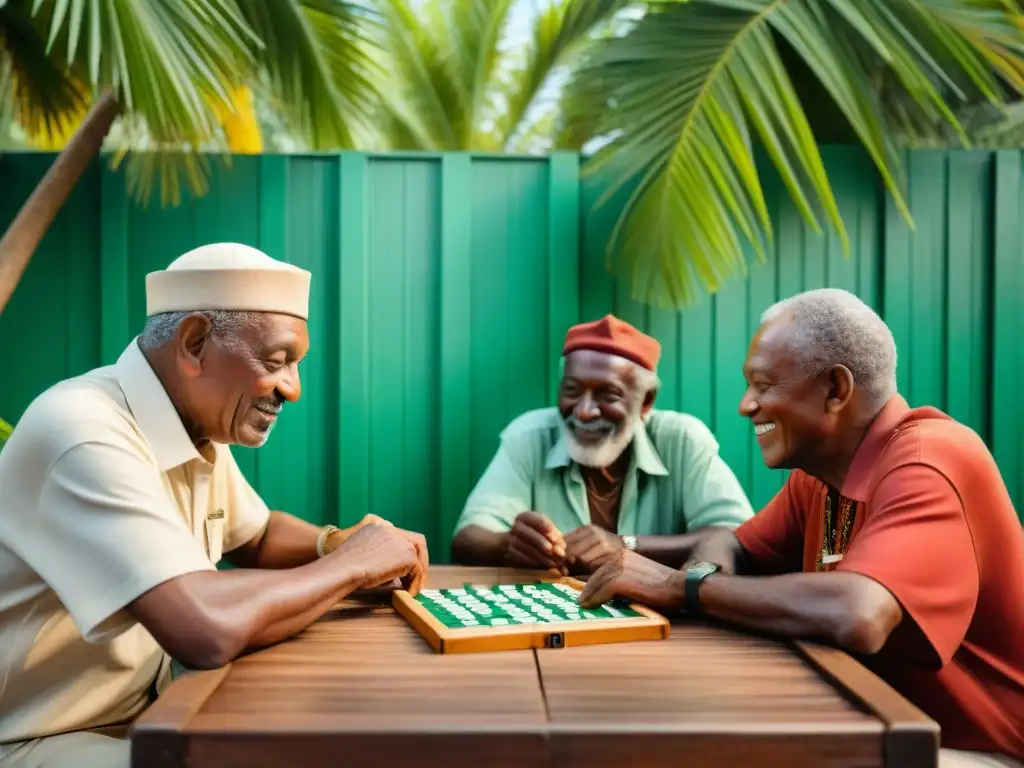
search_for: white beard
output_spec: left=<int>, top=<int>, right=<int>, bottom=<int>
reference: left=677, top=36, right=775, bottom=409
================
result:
left=562, top=412, right=638, bottom=468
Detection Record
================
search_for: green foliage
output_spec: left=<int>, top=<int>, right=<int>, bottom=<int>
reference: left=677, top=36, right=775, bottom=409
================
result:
left=0, top=0, right=382, bottom=203
left=0, top=417, right=12, bottom=445
left=370, top=0, right=628, bottom=150
left=561, top=0, right=1024, bottom=307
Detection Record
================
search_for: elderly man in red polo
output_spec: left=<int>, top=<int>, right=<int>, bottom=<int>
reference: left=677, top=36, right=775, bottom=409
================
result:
left=451, top=314, right=754, bottom=574
left=579, top=289, right=1024, bottom=768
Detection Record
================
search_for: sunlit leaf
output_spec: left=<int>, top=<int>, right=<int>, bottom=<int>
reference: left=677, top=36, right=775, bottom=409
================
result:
left=564, top=0, right=1024, bottom=307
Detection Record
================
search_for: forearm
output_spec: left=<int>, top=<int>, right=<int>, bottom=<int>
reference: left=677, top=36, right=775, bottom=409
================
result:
left=226, top=511, right=323, bottom=569
left=634, top=529, right=727, bottom=569
left=683, top=528, right=752, bottom=574
left=697, top=572, right=896, bottom=654
left=131, top=555, right=363, bottom=668
left=450, top=524, right=509, bottom=566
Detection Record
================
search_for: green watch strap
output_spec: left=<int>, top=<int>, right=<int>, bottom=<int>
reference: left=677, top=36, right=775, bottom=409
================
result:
left=684, top=562, right=720, bottom=613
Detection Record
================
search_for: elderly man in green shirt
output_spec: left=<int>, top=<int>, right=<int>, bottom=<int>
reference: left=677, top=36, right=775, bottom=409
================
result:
left=451, top=315, right=754, bottom=574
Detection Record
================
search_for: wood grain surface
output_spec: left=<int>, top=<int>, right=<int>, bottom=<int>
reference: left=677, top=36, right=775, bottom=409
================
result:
left=130, top=566, right=938, bottom=768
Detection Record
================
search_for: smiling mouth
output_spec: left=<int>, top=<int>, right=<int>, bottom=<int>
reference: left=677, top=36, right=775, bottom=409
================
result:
left=254, top=406, right=280, bottom=419
left=754, top=422, right=776, bottom=437
left=572, top=427, right=609, bottom=444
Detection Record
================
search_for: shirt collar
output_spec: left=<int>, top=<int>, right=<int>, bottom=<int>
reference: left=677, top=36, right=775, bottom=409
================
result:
left=116, top=339, right=208, bottom=471
left=544, top=415, right=669, bottom=477
left=840, top=394, right=911, bottom=502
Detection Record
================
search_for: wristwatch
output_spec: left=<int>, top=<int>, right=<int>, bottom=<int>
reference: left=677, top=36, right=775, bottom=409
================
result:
left=684, top=561, right=721, bottom=613
left=621, top=535, right=637, bottom=551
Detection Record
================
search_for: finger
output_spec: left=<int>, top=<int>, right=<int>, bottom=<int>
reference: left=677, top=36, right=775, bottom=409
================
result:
left=507, top=539, right=561, bottom=570
left=403, top=561, right=425, bottom=596
left=578, top=566, right=618, bottom=608
left=574, top=542, right=613, bottom=572
left=519, top=512, right=564, bottom=546
left=563, top=527, right=595, bottom=555
left=407, top=531, right=430, bottom=571
left=508, top=539, right=561, bottom=570
left=562, top=527, right=589, bottom=551
left=514, top=522, right=562, bottom=560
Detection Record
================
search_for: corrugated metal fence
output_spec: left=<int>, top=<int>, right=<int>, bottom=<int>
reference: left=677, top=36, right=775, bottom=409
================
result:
left=1, top=147, right=1020, bottom=562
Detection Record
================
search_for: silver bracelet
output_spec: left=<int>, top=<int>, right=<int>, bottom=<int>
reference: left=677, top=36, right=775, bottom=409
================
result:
left=316, top=525, right=340, bottom=558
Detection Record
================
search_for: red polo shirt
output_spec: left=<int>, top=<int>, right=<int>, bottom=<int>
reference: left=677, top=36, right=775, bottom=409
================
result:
left=734, top=395, right=1024, bottom=758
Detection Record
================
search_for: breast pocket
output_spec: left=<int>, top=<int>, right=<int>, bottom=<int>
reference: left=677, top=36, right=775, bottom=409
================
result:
left=204, top=510, right=225, bottom=564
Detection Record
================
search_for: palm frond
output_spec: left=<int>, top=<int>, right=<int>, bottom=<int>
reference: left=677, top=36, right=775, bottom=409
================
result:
left=372, top=0, right=467, bottom=149
left=497, top=0, right=630, bottom=151
left=566, top=0, right=1024, bottom=308
left=0, top=0, right=88, bottom=148
left=442, top=0, right=516, bottom=146
left=237, top=0, right=382, bottom=150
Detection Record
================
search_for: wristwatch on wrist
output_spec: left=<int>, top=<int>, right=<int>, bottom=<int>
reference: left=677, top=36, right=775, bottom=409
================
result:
left=621, top=535, right=637, bottom=551
left=684, top=561, right=721, bottom=613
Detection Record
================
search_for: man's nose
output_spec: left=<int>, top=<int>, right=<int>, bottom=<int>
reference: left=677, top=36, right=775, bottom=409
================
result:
left=738, top=388, right=758, bottom=417
left=277, top=365, right=301, bottom=403
left=574, top=394, right=600, bottom=421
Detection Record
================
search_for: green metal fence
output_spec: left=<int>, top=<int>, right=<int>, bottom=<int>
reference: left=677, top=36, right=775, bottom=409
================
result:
left=1, top=146, right=1020, bottom=564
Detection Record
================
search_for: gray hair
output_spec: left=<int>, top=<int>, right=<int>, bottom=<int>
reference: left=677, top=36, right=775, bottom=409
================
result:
left=138, top=310, right=262, bottom=352
left=760, top=288, right=897, bottom=406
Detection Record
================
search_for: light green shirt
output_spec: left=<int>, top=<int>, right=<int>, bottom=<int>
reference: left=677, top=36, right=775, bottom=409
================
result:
left=454, top=408, right=754, bottom=537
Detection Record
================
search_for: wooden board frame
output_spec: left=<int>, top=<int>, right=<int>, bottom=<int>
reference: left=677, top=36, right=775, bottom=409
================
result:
left=392, top=576, right=670, bottom=654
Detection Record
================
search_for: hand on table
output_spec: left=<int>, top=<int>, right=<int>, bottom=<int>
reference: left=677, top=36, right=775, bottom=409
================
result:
left=331, top=523, right=428, bottom=596
left=503, top=512, right=567, bottom=574
left=327, top=514, right=429, bottom=576
left=578, top=550, right=685, bottom=613
left=564, top=524, right=624, bottom=572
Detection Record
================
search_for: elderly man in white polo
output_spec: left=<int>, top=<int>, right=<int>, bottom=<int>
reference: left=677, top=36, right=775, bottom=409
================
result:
left=0, top=244, right=428, bottom=768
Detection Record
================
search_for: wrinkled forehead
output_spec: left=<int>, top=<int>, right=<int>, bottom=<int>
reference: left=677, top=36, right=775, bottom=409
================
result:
left=562, top=349, right=638, bottom=388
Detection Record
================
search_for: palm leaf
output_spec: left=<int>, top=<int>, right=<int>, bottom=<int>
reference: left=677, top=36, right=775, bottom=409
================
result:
left=371, top=0, right=465, bottom=149
left=497, top=0, right=630, bottom=151
left=0, top=0, right=88, bottom=148
left=371, top=0, right=517, bottom=150
left=5, top=0, right=381, bottom=204
left=566, top=0, right=1024, bottom=308
left=236, top=0, right=382, bottom=150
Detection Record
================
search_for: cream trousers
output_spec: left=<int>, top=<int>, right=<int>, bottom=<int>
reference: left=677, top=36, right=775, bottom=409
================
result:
left=0, top=731, right=128, bottom=768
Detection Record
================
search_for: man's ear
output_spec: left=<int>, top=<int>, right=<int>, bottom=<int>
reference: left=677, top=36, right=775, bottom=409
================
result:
left=641, top=385, right=658, bottom=416
left=825, top=364, right=855, bottom=414
left=175, top=314, right=214, bottom=378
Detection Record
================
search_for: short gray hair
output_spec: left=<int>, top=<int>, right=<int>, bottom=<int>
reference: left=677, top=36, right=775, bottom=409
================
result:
left=138, top=310, right=262, bottom=351
left=760, top=288, right=897, bottom=406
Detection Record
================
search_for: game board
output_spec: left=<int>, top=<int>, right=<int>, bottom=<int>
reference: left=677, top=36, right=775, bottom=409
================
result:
left=392, top=578, right=670, bottom=654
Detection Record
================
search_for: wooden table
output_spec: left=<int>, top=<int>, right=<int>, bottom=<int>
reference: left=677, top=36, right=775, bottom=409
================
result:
left=131, top=566, right=940, bottom=768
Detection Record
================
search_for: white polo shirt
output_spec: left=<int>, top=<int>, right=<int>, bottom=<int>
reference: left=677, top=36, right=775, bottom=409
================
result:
left=0, top=340, right=270, bottom=746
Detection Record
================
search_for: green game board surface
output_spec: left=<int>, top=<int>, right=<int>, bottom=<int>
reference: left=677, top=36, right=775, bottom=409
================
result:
left=415, top=582, right=643, bottom=630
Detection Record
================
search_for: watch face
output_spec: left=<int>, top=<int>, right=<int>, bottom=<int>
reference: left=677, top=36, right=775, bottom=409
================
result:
left=689, top=561, right=719, bottom=576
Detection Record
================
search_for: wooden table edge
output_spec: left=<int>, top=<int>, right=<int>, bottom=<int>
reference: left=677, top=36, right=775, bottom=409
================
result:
left=793, top=640, right=940, bottom=768
left=129, top=665, right=232, bottom=768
